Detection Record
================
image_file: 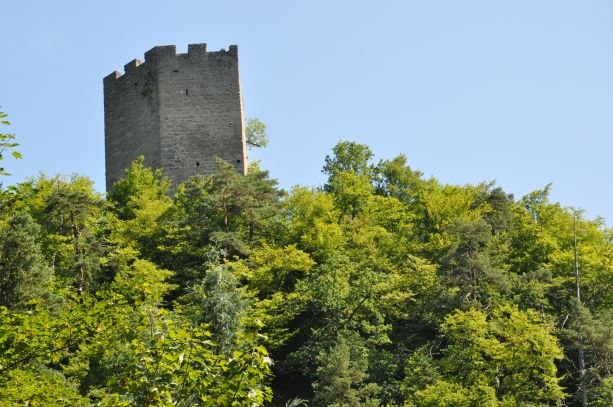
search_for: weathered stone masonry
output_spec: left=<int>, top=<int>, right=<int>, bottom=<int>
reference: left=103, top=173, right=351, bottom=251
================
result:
left=104, top=43, right=247, bottom=191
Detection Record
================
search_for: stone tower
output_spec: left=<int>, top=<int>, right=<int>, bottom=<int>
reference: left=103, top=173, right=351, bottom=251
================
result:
left=103, top=43, right=247, bottom=191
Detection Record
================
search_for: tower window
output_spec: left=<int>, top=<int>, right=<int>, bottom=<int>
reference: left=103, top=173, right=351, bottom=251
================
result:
left=185, top=89, right=189, bottom=96
left=196, top=161, right=200, bottom=167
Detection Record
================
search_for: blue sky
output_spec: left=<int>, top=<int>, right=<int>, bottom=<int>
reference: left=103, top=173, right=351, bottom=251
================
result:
left=1, top=1, right=611, bottom=224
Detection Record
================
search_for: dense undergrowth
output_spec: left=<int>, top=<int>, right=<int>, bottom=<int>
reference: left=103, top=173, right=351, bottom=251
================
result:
left=0, top=119, right=611, bottom=405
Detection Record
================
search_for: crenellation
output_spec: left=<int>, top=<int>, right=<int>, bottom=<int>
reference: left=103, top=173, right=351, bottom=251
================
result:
left=228, top=45, right=238, bottom=58
left=106, top=43, right=241, bottom=83
left=103, top=71, right=122, bottom=84
left=143, top=45, right=176, bottom=64
left=188, top=43, right=208, bottom=57
left=123, top=58, right=142, bottom=73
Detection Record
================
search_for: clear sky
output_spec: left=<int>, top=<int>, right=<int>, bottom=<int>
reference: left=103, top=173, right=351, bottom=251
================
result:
left=1, top=1, right=611, bottom=224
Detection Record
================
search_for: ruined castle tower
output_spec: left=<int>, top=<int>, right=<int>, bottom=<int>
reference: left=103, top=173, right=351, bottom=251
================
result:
left=103, top=43, right=247, bottom=191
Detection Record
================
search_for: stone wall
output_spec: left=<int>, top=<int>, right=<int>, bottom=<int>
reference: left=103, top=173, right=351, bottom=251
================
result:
left=104, top=43, right=247, bottom=191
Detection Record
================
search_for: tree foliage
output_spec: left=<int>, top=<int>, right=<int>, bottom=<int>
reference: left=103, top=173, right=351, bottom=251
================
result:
left=0, top=137, right=610, bottom=406
left=0, top=110, right=21, bottom=176
left=246, top=118, right=269, bottom=149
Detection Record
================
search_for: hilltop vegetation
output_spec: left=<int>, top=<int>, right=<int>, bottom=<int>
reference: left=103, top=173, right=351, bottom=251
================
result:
left=0, top=115, right=611, bottom=405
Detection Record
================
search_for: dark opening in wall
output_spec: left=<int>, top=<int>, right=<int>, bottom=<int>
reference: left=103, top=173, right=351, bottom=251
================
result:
left=196, top=161, right=200, bottom=167
left=236, top=159, right=241, bottom=163
left=173, top=69, right=179, bottom=73
left=185, top=89, right=189, bottom=96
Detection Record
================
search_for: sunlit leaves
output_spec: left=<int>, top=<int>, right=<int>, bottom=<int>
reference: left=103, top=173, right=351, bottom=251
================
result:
left=439, top=305, right=565, bottom=404
left=246, top=117, right=269, bottom=149
left=0, top=110, right=21, bottom=176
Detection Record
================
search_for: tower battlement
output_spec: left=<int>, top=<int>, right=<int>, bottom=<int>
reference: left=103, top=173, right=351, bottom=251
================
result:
left=104, top=44, right=239, bottom=82
left=104, top=43, right=247, bottom=191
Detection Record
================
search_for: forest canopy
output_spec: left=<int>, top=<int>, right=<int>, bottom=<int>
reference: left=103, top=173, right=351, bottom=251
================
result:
left=0, top=116, right=611, bottom=406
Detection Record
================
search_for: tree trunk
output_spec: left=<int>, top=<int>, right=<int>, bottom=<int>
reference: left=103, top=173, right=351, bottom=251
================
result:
left=70, top=210, right=84, bottom=295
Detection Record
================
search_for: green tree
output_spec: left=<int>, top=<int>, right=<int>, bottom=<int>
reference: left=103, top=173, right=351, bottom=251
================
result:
left=329, top=170, right=373, bottom=217
left=180, top=263, right=247, bottom=353
left=0, top=301, right=92, bottom=404
left=410, top=380, right=497, bottom=407
left=0, top=212, right=52, bottom=309
left=90, top=249, right=271, bottom=405
left=562, top=303, right=613, bottom=405
left=92, top=305, right=271, bottom=406
left=168, top=158, right=281, bottom=264
left=323, top=141, right=375, bottom=191
left=437, top=305, right=564, bottom=404
left=45, top=177, right=104, bottom=294
left=591, top=376, right=613, bottom=407
left=312, top=332, right=380, bottom=407
left=0, top=366, right=89, bottom=406
left=107, top=156, right=171, bottom=220
left=441, top=219, right=512, bottom=306
left=0, top=110, right=22, bottom=177
left=375, top=154, right=425, bottom=205
left=281, top=186, right=345, bottom=259
left=246, top=118, right=269, bottom=148
left=107, top=156, right=172, bottom=260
